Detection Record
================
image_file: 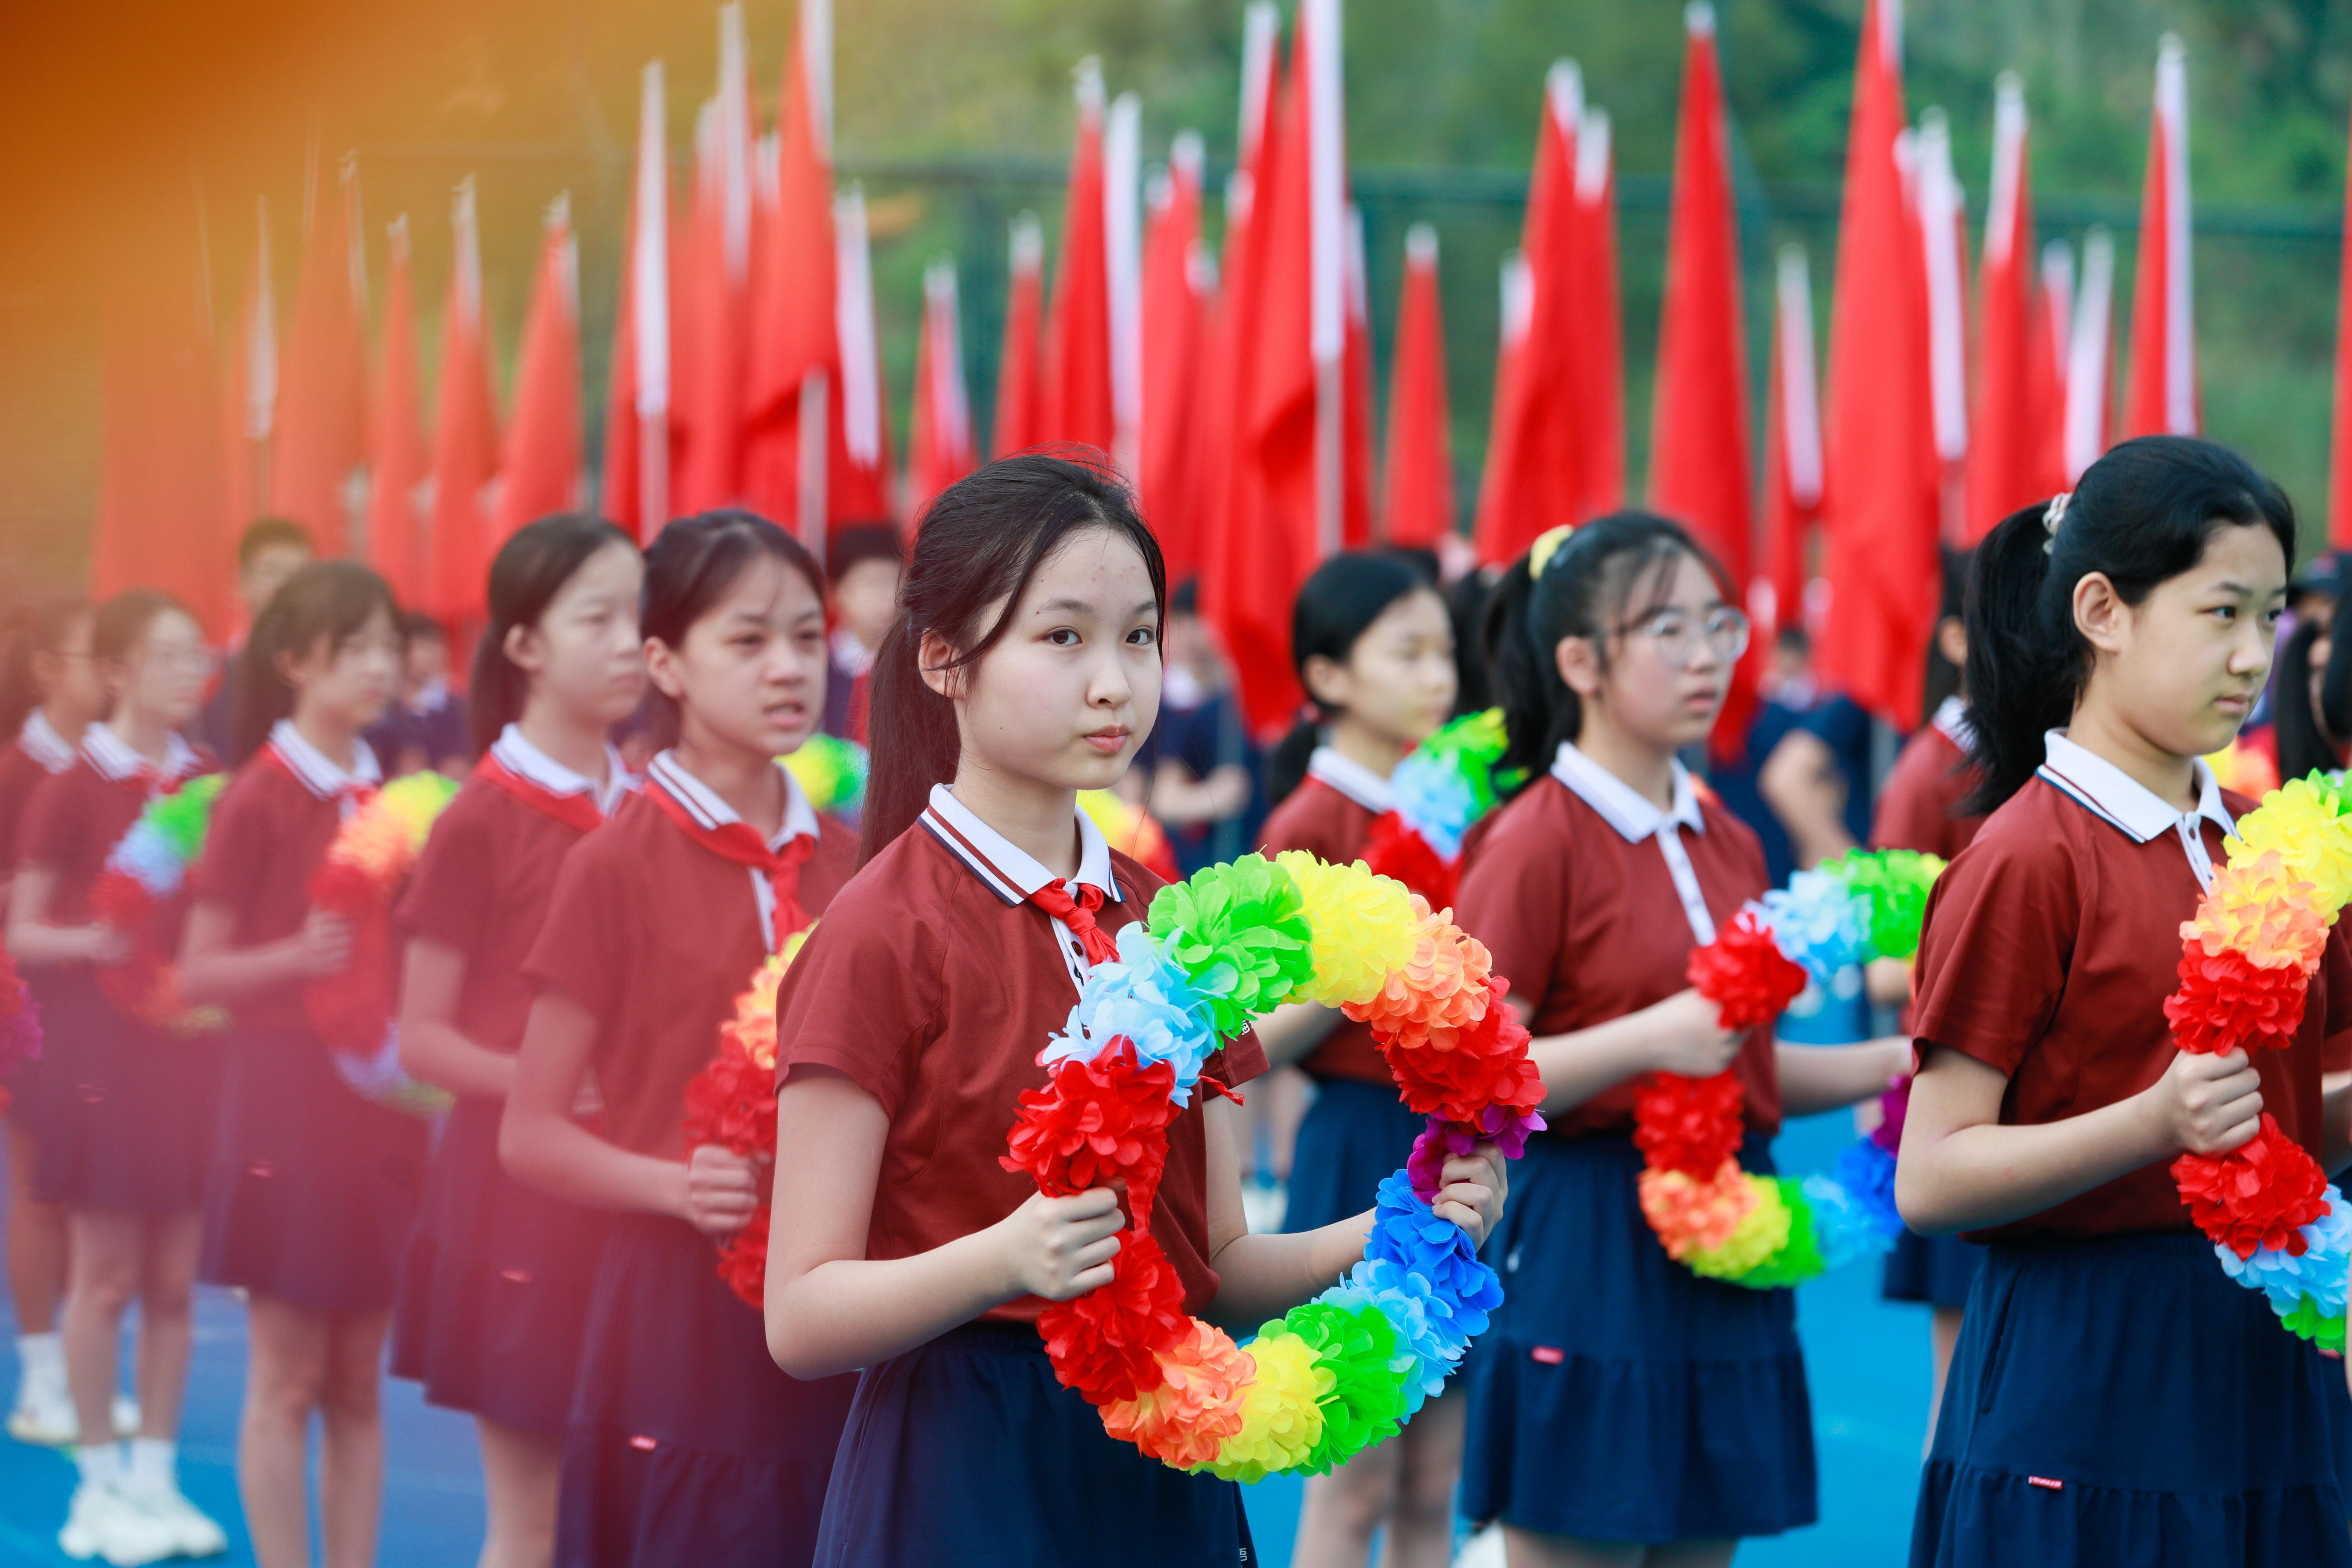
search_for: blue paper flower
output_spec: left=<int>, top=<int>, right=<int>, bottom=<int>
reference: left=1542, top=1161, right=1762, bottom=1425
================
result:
left=1324, top=1272, right=1458, bottom=1416
left=1040, top=925, right=1222, bottom=1103
left=2219, top=1188, right=2352, bottom=1319
left=1800, top=1170, right=1899, bottom=1270
left=1362, top=1170, right=1503, bottom=1335
left=1822, top=1139, right=1905, bottom=1243
left=1753, top=870, right=1871, bottom=982
left=1390, top=760, right=1479, bottom=860
left=107, top=821, right=187, bottom=897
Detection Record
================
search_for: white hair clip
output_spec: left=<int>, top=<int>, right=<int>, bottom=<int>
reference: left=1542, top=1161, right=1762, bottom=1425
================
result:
left=2042, top=492, right=2071, bottom=555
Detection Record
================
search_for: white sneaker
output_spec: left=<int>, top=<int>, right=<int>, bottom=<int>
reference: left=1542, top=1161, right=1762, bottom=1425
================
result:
left=57, top=1479, right=177, bottom=1567
left=130, top=1479, right=227, bottom=1559
left=6, top=1367, right=76, bottom=1447
left=112, top=1396, right=140, bottom=1438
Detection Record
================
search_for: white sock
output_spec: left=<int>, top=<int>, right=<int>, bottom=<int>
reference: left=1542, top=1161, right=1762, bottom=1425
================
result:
left=128, top=1437, right=176, bottom=1491
left=76, top=1441, right=121, bottom=1486
left=16, top=1331, right=62, bottom=1388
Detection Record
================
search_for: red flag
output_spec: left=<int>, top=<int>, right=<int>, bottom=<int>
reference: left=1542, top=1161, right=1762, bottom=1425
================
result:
left=2029, top=239, right=2073, bottom=502
left=1381, top=223, right=1454, bottom=547
left=1342, top=205, right=1374, bottom=551
left=272, top=151, right=368, bottom=554
left=827, top=183, right=891, bottom=523
left=1141, top=133, right=1211, bottom=579
left=368, top=215, right=428, bottom=606
left=1762, top=243, right=1825, bottom=640
left=223, top=198, right=276, bottom=537
left=745, top=0, right=836, bottom=551
left=1041, top=60, right=1116, bottom=461
left=907, top=258, right=974, bottom=523
left=1648, top=4, right=1755, bottom=757
left=1474, top=62, right=1579, bottom=565
left=673, top=6, right=755, bottom=515
left=1964, top=75, right=2038, bottom=542
left=91, top=229, right=233, bottom=638
left=2124, top=34, right=2197, bottom=440
left=1819, top=0, right=1937, bottom=729
left=1570, top=103, right=1625, bottom=519
left=1918, top=109, right=1970, bottom=546
left=603, top=61, right=672, bottom=543
left=493, top=196, right=583, bottom=540
left=2063, top=229, right=2116, bottom=483
left=424, top=175, right=500, bottom=626
left=993, top=214, right=1045, bottom=457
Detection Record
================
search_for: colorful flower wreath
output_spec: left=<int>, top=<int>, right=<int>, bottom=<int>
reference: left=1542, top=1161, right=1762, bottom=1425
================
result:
left=1650, top=849, right=1947, bottom=1286
left=307, top=773, right=461, bottom=1117
left=1001, top=851, right=1542, bottom=1479
left=1359, top=710, right=1514, bottom=913
left=682, top=931, right=811, bottom=1306
left=781, top=734, right=868, bottom=817
left=2163, top=774, right=2352, bottom=1348
left=88, top=774, right=229, bottom=1035
left=0, top=938, right=42, bottom=1118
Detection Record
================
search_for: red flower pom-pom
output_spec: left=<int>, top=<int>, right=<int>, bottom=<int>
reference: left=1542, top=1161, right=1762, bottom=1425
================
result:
left=2164, top=939, right=2310, bottom=1056
left=2171, top=1112, right=2331, bottom=1259
left=716, top=1205, right=770, bottom=1308
left=1037, top=1227, right=1191, bottom=1406
left=1380, top=978, right=1542, bottom=1125
left=1001, top=1039, right=1182, bottom=1228
left=1687, top=912, right=1810, bottom=1032
left=1360, top=812, right=1457, bottom=911
left=683, top=1037, right=779, bottom=1159
left=1633, top=1071, right=1746, bottom=1178
left=305, top=904, right=395, bottom=1054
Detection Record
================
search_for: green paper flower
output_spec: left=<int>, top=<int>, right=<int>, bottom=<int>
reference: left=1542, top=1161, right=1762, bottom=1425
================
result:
left=1273, top=1298, right=1408, bottom=1475
left=149, top=773, right=225, bottom=862
left=1823, top=848, right=1947, bottom=961
left=1148, top=856, right=1315, bottom=1038
left=2283, top=1294, right=2348, bottom=1352
left=1739, top=1177, right=1827, bottom=1290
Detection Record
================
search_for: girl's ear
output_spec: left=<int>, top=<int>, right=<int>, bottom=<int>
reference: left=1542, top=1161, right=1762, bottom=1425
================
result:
left=503, top=620, right=546, bottom=680
left=643, top=636, right=686, bottom=701
left=1555, top=634, right=1604, bottom=700
left=2072, top=570, right=2130, bottom=657
left=1300, top=651, right=1352, bottom=712
left=917, top=629, right=965, bottom=701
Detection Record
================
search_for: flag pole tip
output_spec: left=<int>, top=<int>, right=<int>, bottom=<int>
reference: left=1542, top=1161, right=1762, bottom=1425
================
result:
left=1685, top=2, right=1715, bottom=38
left=1919, top=104, right=1949, bottom=135
left=1405, top=222, right=1438, bottom=263
left=1995, top=68, right=2023, bottom=100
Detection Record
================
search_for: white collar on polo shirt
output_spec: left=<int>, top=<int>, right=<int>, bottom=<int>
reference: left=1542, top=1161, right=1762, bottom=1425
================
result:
left=646, top=749, right=816, bottom=851
left=83, top=724, right=198, bottom=785
left=268, top=719, right=382, bottom=799
left=2037, top=729, right=2236, bottom=888
left=18, top=709, right=83, bottom=774
left=1550, top=740, right=1706, bottom=844
left=921, top=782, right=1122, bottom=908
left=1307, top=745, right=1395, bottom=814
left=492, top=725, right=636, bottom=817
left=1931, top=694, right=1976, bottom=753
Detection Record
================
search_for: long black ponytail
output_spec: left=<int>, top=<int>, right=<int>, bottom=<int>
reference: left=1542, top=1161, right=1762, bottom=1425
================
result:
left=1264, top=551, right=1435, bottom=807
left=1962, top=434, right=2295, bottom=814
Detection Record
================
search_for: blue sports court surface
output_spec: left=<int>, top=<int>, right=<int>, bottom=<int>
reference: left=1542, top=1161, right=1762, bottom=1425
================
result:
left=0, top=1108, right=1931, bottom=1564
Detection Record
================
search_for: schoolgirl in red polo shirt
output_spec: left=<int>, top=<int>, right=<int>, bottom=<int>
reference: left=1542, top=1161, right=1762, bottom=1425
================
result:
left=1454, top=512, right=1906, bottom=1566
left=390, top=516, right=645, bottom=1568
left=8, top=590, right=223, bottom=1560
left=0, top=598, right=104, bottom=1448
left=503, top=511, right=859, bottom=1568
left=178, top=560, right=415, bottom=1568
left=762, top=454, right=1505, bottom=1568
left=1254, top=550, right=1464, bottom=1568
left=1899, top=439, right=2352, bottom=1566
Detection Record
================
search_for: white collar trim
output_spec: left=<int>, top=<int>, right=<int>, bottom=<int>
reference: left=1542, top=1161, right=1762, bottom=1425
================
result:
left=492, top=724, right=636, bottom=817
left=647, top=749, right=816, bottom=850
left=2038, top=730, right=2235, bottom=846
left=1307, top=746, right=1395, bottom=813
left=1550, top=740, right=1706, bottom=844
left=920, top=782, right=1122, bottom=907
left=1931, top=694, right=1976, bottom=753
left=17, top=710, right=82, bottom=774
left=83, top=724, right=199, bottom=785
left=268, top=719, right=381, bottom=798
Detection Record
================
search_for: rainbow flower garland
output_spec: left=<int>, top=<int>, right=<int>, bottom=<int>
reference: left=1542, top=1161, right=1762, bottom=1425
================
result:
left=1651, top=849, right=1947, bottom=1286
left=1360, top=710, right=1513, bottom=912
left=2164, top=774, right=2352, bottom=1348
left=0, top=939, right=42, bottom=1118
left=782, top=734, right=867, bottom=817
left=307, top=773, right=460, bottom=1117
left=89, top=775, right=229, bottom=1035
left=1001, top=852, right=1542, bottom=1479
left=682, top=932, right=812, bottom=1306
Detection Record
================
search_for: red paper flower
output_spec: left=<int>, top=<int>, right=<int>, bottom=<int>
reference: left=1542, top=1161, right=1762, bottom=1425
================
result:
left=716, top=1205, right=770, bottom=1308
left=2171, top=1113, right=2331, bottom=1259
left=1687, top=912, right=1809, bottom=1033
left=1380, top=978, right=1543, bottom=1125
left=1360, top=812, right=1456, bottom=912
left=683, top=1037, right=779, bottom=1159
left=1037, top=1227, right=1190, bottom=1407
left=1001, top=1039, right=1181, bottom=1228
left=306, top=904, right=396, bottom=1055
left=2164, top=939, right=2310, bottom=1056
left=1633, top=1071, right=1746, bottom=1178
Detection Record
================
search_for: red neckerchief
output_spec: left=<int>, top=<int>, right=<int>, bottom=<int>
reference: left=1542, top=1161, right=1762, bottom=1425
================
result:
left=257, top=739, right=377, bottom=817
left=644, top=776, right=814, bottom=950
left=1025, top=878, right=1120, bottom=966
left=477, top=749, right=609, bottom=836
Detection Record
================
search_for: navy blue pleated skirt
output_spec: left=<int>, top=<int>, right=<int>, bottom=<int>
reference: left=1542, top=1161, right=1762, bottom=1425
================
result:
left=32, top=971, right=225, bottom=1213
left=815, top=1318, right=1255, bottom=1568
left=198, top=1026, right=428, bottom=1314
left=1884, top=1230, right=1985, bottom=1309
left=557, top=1213, right=859, bottom=1568
left=1461, top=1129, right=1817, bottom=1544
left=1912, top=1231, right=2352, bottom=1568
left=392, top=1097, right=606, bottom=1435
left=1283, top=1075, right=1425, bottom=1236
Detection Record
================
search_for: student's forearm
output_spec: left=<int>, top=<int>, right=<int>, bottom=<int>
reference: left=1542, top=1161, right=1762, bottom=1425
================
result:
left=1895, top=1093, right=2169, bottom=1236
left=1775, top=1038, right=1910, bottom=1118
left=1526, top=1014, right=1658, bottom=1115
left=498, top=1106, right=688, bottom=1218
left=4, top=920, right=100, bottom=967
left=400, top=1019, right=517, bottom=1101
left=768, top=1231, right=1026, bottom=1381
left=1204, top=1212, right=1376, bottom=1330
left=1255, top=1002, right=1340, bottom=1069
left=178, top=937, right=312, bottom=1003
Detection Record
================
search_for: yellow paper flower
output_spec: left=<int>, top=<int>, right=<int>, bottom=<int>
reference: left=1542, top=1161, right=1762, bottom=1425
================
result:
left=1275, top=852, right=1420, bottom=1010
left=1342, top=895, right=1493, bottom=1050
left=1636, top=1160, right=1757, bottom=1258
left=1193, top=1330, right=1332, bottom=1483
left=1683, top=1176, right=1792, bottom=1280
left=2225, top=778, right=2352, bottom=915
left=2185, top=852, right=2330, bottom=975
left=720, top=927, right=811, bottom=1073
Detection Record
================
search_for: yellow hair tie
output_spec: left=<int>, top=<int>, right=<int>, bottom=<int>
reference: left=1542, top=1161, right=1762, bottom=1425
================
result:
left=1528, top=524, right=1576, bottom=578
